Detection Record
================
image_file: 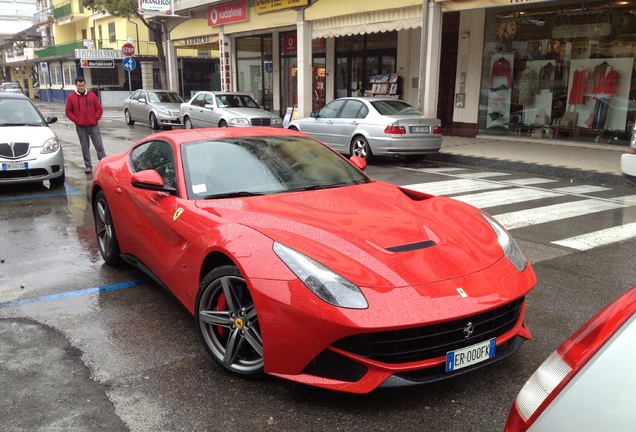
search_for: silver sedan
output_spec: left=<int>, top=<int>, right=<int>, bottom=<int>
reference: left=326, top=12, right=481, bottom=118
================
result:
left=180, top=91, right=282, bottom=129
left=124, top=89, right=184, bottom=130
left=288, top=97, right=442, bottom=161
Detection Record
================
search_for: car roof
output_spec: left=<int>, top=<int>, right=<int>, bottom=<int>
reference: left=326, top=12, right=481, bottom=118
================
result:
left=0, top=92, right=28, bottom=100
left=139, top=126, right=307, bottom=147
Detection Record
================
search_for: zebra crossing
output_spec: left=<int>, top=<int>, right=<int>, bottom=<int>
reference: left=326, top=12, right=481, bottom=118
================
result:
left=403, top=167, right=636, bottom=252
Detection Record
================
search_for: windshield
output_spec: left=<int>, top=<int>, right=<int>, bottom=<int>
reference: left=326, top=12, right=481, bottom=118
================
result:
left=3, top=83, right=21, bottom=90
left=216, top=94, right=260, bottom=109
left=181, top=135, right=370, bottom=199
left=371, top=100, right=422, bottom=116
left=0, top=98, right=46, bottom=126
left=149, top=92, right=184, bottom=103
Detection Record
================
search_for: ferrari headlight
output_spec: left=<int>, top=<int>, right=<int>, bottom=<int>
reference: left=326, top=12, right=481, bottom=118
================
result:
left=41, top=137, right=60, bottom=154
left=479, top=210, right=527, bottom=272
left=230, top=118, right=250, bottom=125
left=273, top=242, right=368, bottom=309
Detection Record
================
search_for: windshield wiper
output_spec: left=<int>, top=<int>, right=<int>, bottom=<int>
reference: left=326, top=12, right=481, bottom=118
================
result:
left=287, top=183, right=350, bottom=192
left=203, top=191, right=265, bottom=199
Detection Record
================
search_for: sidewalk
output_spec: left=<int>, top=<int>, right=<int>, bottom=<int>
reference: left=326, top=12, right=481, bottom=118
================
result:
left=33, top=100, right=631, bottom=187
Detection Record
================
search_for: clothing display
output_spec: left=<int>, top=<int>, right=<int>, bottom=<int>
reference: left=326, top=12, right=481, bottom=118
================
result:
left=490, top=57, right=512, bottom=88
left=538, top=63, right=555, bottom=91
left=518, top=68, right=536, bottom=105
left=593, top=66, right=619, bottom=98
left=592, top=96, right=611, bottom=129
left=569, top=67, right=587, bottom=105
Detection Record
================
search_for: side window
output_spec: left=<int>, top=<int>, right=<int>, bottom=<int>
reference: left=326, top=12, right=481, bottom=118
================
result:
left=317, top=100, right=345, bottom=118
left=339, top=100, right=366, bottom=119
left=130, top=141, right=177, bottom=188
left=193, top=94, right=205, bottom=107
left=130, top=91, right=140, bottom=101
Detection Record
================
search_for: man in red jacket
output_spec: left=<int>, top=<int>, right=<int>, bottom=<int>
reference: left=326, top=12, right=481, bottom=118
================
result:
left=65, top=76, right=106, bottom=174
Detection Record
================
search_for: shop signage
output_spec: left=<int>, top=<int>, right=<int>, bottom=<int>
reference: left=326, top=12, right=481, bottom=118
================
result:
left=255, top=0, right=308, bottom=13
left=438, top=0, right=552, bottom=12
left=139, top=0, right=173, bottom=15
left=208, top=0, right=248, bottom=26
left=283, top=34, right=297, bottom=52
left=74, top=49, right=125, bottom=60
left=81, top=59, right=115, bottom=68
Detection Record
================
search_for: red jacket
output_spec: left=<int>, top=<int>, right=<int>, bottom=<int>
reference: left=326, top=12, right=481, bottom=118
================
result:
left=65, top=90, right=103, bottom=127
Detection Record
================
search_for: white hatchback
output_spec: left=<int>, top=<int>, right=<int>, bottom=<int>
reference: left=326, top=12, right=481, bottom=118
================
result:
left=620, top=123, right=636, bottom=185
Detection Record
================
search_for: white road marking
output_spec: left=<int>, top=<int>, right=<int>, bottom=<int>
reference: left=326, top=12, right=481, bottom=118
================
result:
left=405, top=179, right=508, bottom=195
left=552, top=223, right=636, bottom=250
left=454, top=188, right=562, bottom=208
left=553, top=185, right=611, bottom=194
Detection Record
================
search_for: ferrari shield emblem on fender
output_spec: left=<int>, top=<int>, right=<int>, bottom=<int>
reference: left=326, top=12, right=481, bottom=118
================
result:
left=173, top=208, right=184, bottom=221
left=456, top=288, right=468, bottom=298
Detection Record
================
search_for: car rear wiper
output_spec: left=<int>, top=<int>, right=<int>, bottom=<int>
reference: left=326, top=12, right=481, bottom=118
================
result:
left=203, top=191, right=265, bottom=199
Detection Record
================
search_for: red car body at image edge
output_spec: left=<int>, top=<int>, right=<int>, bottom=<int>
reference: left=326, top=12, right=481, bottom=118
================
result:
left=91, top=127, right=536, bottom=393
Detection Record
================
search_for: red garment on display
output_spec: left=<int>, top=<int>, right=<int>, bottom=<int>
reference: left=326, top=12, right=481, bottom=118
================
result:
left=593, top=68, right=619, bottom=99
left=568, top=68, right=587, bottom=105
left=490, top=58, right=512, bottom=88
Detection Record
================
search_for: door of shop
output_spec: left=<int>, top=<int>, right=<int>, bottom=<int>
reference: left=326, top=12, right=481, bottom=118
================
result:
left=438, top=12, right=459, bottom=135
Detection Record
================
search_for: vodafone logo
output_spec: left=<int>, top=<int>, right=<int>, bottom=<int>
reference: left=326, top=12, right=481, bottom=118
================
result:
left=208, top=0, right=247, bottom=26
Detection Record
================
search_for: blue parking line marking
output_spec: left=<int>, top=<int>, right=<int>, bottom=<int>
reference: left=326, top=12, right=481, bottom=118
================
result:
left=0, top=280, right=147, bottom=309
left=0, top=185, right=81, bottom=201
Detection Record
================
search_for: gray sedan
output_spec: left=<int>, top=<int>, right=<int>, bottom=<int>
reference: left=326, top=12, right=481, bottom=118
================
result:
left=288, top=97, right=443, bottom=161
left=124, top=90, right=184, bottom=130
left=180, top=91, right=282, bottom=129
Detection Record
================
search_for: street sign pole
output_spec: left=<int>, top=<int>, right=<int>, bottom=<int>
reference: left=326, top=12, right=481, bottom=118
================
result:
left=121, top=43, right=136, bottom=93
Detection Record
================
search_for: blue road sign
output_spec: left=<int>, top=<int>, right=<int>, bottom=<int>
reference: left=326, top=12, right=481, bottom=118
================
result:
left=122, top=57, right=136, bottom=71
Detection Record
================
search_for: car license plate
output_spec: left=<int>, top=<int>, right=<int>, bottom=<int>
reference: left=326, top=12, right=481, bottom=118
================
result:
left=446, top=338, right=496, bottom=372
left=409, top=126, right=429, bottom=133
left=2, top=162, right=28, bottom=171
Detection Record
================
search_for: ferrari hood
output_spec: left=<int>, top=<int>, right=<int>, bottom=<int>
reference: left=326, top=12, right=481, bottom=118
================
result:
left=195, top=182, right=508, bottom=287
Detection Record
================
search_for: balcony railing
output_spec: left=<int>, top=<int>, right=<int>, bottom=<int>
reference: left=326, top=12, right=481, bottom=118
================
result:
left=53, top=0, right=90, bottom=20
left=35, top=40, right=84, bottom=58
left=33, top=7, right=54, bottom=26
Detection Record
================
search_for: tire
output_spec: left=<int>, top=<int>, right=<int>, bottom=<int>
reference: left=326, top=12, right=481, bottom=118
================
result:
left=124, top=109, right=135, bottom=125
left=49, top=170, right=65, bottom=187
left=184, top=116, right=193, bottom=129
left=351, top=135, right=372, bottom=161
left=219, top=120, right=228, bottom=128
left=93, top=190, right=123, bottom=266
left=195, top=265, right=264, bottom=376
left=150, top=112, right=160, bottom=130
left=288, top=126, right=298, bottom=131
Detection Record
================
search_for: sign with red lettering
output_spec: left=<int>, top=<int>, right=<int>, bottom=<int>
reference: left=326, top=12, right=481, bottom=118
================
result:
left=208, top=0, right=248, bottom=26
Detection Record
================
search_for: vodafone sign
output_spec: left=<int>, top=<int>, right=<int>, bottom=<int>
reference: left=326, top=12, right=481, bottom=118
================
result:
left=208, top=0, right=248, bottom=26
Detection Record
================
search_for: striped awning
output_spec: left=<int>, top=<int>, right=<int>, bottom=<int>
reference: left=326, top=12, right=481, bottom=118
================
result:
left=310, top=6, right=423, bottom=39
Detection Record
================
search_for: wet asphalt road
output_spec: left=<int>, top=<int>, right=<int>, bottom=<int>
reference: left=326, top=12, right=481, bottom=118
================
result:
left=2, top=113, right=636, bottom=431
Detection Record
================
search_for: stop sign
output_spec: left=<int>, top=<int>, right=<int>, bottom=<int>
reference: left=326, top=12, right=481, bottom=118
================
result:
left=121, top=43, right=135, bottom=57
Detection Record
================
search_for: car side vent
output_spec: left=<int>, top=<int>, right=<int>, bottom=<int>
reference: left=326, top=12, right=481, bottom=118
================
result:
left=386, top=240, right=436, bottom=252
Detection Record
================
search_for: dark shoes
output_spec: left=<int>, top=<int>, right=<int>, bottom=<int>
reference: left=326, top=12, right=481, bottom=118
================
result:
left=490, top=84, right=509, bottom=92
left=85, top=167, right=92, bottom=174
left=489, top=112, right=504, bottom=121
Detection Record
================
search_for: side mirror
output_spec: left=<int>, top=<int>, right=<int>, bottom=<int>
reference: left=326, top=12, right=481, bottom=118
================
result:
left=138, top=97, right=147, bottom=104
left=349, top=155, right=367, bottom=171
left=204, top=104, right=214, bottom=110
left=131, top=170, right=177, bottom=195
left=310, top=112, right=317, bottom=118
left=46, top=116, right=58, bottom=125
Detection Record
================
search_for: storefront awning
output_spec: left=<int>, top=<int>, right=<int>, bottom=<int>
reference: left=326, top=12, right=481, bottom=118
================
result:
left=310, top=5, right=423, bottom=39
left=436, top=0, right=554, bottom=12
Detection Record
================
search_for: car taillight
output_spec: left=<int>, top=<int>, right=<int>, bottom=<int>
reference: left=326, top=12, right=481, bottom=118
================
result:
left=384, top=124, right=406, bottom=134
left=432, top=125, right=442, bottom=134
left=505, top=285, right=636, bottom=432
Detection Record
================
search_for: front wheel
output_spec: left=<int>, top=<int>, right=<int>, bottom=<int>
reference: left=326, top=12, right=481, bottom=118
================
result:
left=49, top=170, right=65, bottom=187
left=124, top=109, right=135, bottom=125
left=195, top=265, right=264, bottom=375
left=351, top=135, right=372, bottom=161
left=93, top=190, right=122, bottom=266
left=219, top=120, right=228, bottom=128
left=184, top=116, right=193, bottom=129
left=150, top=113, right=160, bottom=130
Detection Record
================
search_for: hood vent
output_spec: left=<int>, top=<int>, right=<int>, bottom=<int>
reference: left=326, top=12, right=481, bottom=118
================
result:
left=386, top=240, right=436, bottom=253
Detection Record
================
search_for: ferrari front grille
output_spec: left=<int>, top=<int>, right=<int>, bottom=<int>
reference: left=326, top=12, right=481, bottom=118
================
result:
left=332, top=297, right=525, bottom=364
left=250, top=118, right=271, bottom=126
left=0, top=142, right=29, bottom=159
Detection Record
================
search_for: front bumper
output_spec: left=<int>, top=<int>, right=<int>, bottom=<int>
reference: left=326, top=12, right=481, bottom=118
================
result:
left=0, top=148, right=65, bottom=185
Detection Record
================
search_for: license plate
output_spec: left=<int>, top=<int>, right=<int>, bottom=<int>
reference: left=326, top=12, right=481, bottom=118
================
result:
left=446, top=338, right=496, bottom=372
left=2, top=162, right=28, bottom=171
left=410, top=126, right=429, bottom=133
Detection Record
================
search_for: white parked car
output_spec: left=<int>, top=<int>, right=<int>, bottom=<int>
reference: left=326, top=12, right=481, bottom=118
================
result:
left=620, top=123, right=636, bottom=185
left=180, top=91, right=282, bottom=129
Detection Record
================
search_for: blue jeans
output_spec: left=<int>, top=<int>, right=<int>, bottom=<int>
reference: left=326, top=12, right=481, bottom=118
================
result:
left=592, top=96, right=610, bottom=130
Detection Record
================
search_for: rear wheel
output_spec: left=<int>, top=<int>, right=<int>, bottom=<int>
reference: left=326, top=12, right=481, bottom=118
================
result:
left=184, top=116, right=193, bottom=129
left=150, top=113, right=160, bottom=130
left=124, top=109, right=134, bottom=125
left=93, top=191, right=122, bottom=266
left=351, top=135, right=372, bottom=161
left=195, top=265, right=264, bottom=375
